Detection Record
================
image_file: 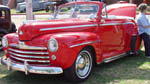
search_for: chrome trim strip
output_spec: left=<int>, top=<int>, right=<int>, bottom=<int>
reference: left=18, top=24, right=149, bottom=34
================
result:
left=70, top=40, right=101, bottom=48
left=123, top=22, right=135, bottom=25
left=9, top=48, right=49, bottom=55
left=100, top=22, right=135, bottom=26
left=103, top=52, right=128, bottom=63
left=107, top=15, right=134, bottom=20
left=40, top=24, right=97, bottom=31
left=132, top=34, right=137, bottom=36
left=9, top=52, right=50, bottom=59
left=101, top=23, right=122, bottom=26
left=23, top=20, right=38, bottom=25
left=1, top=58, right=63, bottom=74
left=10, top=55, right=50, bottom=63
left=9, top=43, right=47, bottom=50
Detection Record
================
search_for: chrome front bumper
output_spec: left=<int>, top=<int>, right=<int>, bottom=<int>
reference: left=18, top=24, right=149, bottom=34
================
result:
left=0, top=58, right=63, bottom=75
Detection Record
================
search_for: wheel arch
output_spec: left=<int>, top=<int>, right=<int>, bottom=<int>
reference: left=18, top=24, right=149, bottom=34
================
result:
left=81, top=45, right=97, bottom=66
left=64, top=45, right=95, bottom=82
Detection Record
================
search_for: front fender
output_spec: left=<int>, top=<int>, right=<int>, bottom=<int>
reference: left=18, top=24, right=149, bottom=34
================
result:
left=4, top=32, right=102, bottom=70
left=50, top=32, right=102, bottom=69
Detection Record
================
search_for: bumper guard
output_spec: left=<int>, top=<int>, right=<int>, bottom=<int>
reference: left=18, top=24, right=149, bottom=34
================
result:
left=0, top=58, right=63, bottom=75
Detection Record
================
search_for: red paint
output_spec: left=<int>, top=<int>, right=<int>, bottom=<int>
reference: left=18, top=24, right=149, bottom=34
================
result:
left=3, top=1, right=141, bottom=70
left=107, top=3, right=137, bottom=19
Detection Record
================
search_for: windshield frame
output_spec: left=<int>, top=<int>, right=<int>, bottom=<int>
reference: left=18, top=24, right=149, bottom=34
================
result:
left=53, top=1, right=103, bottom=20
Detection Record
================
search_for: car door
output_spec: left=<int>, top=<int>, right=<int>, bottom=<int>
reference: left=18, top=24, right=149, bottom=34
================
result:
left=99, top=19, right=124, bottom=58
left=99, top=2, right=137, bottom=58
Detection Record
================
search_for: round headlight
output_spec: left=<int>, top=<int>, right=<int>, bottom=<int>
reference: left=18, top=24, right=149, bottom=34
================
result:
left=2, top=37, right=8, bottom=48
left=48, top=38, right=58, bottom=52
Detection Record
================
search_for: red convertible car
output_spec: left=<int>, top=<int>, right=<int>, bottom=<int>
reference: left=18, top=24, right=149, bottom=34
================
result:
left=0, top=1, right=141, bottom=82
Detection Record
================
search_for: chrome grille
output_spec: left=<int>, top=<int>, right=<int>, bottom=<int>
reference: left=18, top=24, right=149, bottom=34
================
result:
left=9, top=48, right=49, bottom=55
left=10, top=55, right=50, bottom=63
left=8, top=47, right=50, bottom=65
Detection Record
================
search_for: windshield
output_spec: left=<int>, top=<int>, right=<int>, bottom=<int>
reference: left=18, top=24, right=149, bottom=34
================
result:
left=53, top=3, right=99, bottom=20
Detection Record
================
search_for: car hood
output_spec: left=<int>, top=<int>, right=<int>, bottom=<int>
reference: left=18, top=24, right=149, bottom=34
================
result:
left=106, top=2, right=137, bottom=19
left=18, top=19, right=97, bottom=41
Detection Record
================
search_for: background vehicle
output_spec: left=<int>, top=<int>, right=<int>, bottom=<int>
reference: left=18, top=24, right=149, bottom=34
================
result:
left=1, top=1, right=141, bottom=82
left=0, top=5, right=16, bottom=50
left=16, top=0, right=53, bottom=12
left=16, top=0, right=25, bottom=3
left=45, top=0, right=68, bottom=12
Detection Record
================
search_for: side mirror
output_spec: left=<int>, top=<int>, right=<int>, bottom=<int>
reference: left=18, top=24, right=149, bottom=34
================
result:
left=89, top=14, right=97, bottom=20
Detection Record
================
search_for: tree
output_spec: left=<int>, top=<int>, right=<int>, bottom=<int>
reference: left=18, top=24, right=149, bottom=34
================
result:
left=129, top=0, right=133, bottom=3
left=7, top=0, right=16, bottom=8
left=26, top=0, right=34, bottom=20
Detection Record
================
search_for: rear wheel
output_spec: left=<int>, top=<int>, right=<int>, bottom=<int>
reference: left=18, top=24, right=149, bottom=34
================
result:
left=64, top=48, right=93, bottom=82
left=10, top=22, right=16, bottom=33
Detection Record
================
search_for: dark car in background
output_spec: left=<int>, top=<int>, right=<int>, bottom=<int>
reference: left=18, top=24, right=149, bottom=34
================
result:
left=0, top=5, right=16, bottom=50
left=16, top=0, right=54, bottom=12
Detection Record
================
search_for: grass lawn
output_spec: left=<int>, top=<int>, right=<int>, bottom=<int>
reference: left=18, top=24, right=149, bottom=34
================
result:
left=0, top=50, right=150, bottom=84
left=11, top=9, right=51, bottom=15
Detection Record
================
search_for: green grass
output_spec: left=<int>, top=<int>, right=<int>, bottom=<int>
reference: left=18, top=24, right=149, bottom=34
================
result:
left=11, top=9, right=51, bottom=14
left=1, top=50, right=150, bottom=84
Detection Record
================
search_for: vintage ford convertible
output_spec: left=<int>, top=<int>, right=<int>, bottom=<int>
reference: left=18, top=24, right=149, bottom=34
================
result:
left=0, top=1, right=141, bottom=82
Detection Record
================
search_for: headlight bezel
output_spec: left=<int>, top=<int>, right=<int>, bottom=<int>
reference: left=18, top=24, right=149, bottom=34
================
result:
left=2, top=37, right=8, bottom=48
left=48, top=38, right=59, bottom=52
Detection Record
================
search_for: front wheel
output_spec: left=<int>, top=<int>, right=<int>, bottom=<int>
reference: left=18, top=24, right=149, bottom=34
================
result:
left=64, top=48, right=93, bottom=82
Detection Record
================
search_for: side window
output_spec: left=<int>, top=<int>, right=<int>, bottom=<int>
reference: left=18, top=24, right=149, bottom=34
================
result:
left=0, top=10, right=6, bottom=20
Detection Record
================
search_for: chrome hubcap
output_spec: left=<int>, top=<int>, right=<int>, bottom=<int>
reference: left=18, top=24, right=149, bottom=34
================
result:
left=75, top=50, right=92, bottom=79
left=77, top=57, right=85, bottom=69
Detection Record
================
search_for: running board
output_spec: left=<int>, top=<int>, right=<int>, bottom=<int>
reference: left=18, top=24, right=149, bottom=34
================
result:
left=103, top=52, right=128, bottom=63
